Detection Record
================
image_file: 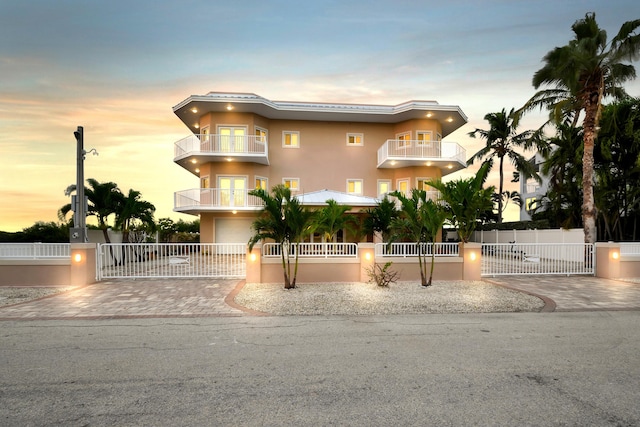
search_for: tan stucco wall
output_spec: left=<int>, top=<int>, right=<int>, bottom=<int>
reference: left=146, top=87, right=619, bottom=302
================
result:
left=0, top=260, right=70, bottom=286
left=619, top=256, right=640, bottom=278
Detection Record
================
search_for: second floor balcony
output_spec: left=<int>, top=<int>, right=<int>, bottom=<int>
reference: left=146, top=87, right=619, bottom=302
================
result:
left=174, top=188, right=264, bottom=214
left=377, top=140, right=466, bottom=175
left=174, top=134, right=269, bottom=173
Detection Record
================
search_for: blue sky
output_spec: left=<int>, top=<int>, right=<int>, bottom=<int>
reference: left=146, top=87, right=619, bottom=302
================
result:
left=1, top=0, right=639, bottom=231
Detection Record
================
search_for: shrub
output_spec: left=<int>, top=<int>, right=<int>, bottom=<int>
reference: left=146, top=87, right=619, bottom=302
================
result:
left=366, top=262, right=399, bottom=287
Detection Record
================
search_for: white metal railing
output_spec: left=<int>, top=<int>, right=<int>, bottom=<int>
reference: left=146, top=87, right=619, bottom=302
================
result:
left=620, top=242, right=640, bottom=256
left=377, top=140, right=466, bottom=166
left=174, top=134, right=267, bottom=158
left=98, top=243, right=246, bottom=279
left=481, top=243, right=594, bottom=276
left=262, top=242, right=358, bottom=258
left=174, top=188, right=264, bottom=210
left=0, top=243, right=70, bottom=259
left=375, top=242, right=459, bottom=257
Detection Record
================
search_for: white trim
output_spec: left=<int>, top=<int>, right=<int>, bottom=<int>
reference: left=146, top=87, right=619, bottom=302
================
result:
left=396, top=131, right=411, bottom=148
left=254, top=126, right=268, bottom=144
left=282, top=131, right=300, bottom=148
left=416, top=177, right=432, bottom=191
left=254, top=175, right=268, bottom=190
left=416, top=130, right=433, bottom=145
left=396, top=178, right=410, bottom=194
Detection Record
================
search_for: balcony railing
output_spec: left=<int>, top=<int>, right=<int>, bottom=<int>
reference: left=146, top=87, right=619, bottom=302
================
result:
left=174, top=134, right=268, bottom=164
left=174, top=188, right=264, bottom=212
left=377, top=140, right=466, bottom=173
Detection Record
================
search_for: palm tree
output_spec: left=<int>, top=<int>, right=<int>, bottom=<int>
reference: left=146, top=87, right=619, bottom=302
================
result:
left=468, top=108, right=546, bottom=223
left=521, top=13, right=640, bottom=243
left=115, top=189, right=156, bottom=244
left=363, top=196, right=399, bottom=242
left=58, top=178, right=122, bottom=243
left=428, top=163, right=495, bottom=243
left=388, top=189, right=448, bottom=287
left=314, top=199, right=356, bottom=247
left=248, top=185, right=315, bottom=289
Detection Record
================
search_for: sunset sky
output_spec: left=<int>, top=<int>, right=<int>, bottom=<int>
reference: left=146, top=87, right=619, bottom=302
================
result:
left=1, top=0, right=638, bottom=232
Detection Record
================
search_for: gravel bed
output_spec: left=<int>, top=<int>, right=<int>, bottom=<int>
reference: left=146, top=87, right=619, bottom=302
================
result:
left=235, top=280, right=545, bottom=315
left=0, top=287, right=77, bottom=307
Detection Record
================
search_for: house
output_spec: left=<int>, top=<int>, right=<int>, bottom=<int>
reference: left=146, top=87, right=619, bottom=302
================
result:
left=172, top=92, right=468, bottom=244
left=519, top=153, right=549, bottom=221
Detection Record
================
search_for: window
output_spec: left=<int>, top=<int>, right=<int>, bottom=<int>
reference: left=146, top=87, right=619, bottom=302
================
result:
left=525, top=197, right=538, bottom=212
left=255, top=176, right=268, bottom=190
left=346, top=133, right=363, bottom=146
left=416, top=131, right=432, bottom=145
left=347, top=179, right=363, bottom=195
left=283, top=131, right=300, bottom=148
left=397, top=179, right=409, bottom=195
left=416, top=179, right=431, bottom=191
left=377, top=180, right=391, bottom=198
left=397, top=132, right=411, bottom=148
left=283, top=178, right=300, bottom=191
left=200, top=176, right=210, bottom=188
left=255, top=127, right=268, bottom=144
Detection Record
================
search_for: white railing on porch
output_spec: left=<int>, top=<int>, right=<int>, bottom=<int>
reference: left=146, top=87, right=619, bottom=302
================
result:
left=481, top=243, right=594, bottom=276
left=375, top=242, right=459, bottom=257
left=0, top=243, right=70, bottom=259
left=262, top=243, right=358, bottom=258
left=174, top=188, right=264, bottom=210
left=174, top=134, right=267, bottom=158
left=98, top=243, right=246, bottom=279
left=377, top=140, right=466, bottom=165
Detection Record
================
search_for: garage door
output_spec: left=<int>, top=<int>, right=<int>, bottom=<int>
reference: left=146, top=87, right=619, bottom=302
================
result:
left=215, top=218, right=254, bottom=244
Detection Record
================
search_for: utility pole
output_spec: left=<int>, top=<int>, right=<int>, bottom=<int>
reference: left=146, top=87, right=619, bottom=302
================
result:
left=70, top=126, right=87, bottom=243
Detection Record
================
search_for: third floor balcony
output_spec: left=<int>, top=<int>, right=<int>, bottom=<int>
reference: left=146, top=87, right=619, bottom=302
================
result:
left=377, top=140, right=466, bottom=175
left=174, top=134, right=269, bottom=172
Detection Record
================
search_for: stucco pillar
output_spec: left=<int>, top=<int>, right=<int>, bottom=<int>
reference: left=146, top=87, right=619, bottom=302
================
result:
left=359, top=243, right=376, bottom=283
left=461, top=242, right=482, bottom=281
left=595, top=242, right=620, bottom=279
left=246, top=244, right=262, bottom=283
left=70, top=243, right=97, bottom=286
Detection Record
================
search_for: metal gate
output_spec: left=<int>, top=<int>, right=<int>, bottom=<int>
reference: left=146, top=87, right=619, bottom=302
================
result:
left=481, top=243, right=594, bottom=276
left=98, top=243, right=246, bottom=279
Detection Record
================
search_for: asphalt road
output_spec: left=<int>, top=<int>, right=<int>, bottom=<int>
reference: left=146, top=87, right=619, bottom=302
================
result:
left=1, top=311, right=639, bottom=426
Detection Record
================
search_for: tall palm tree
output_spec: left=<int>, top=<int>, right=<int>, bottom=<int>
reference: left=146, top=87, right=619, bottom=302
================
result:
left=522, top=13, right=640, bottom=243
left=115, top=189, right=156, bottom=243
left=468, top=108, right=546, bottom=223
left=58, top=178, right=122, bottom=243
left=389, top=189, right=448, bottom=287
left=363, top=196, right=399, bottom=242
left=314, top=199, right=356, bottom=243
left=428, top=163, right=495, bottom=243
left=248, top=185, right=315, bottom=289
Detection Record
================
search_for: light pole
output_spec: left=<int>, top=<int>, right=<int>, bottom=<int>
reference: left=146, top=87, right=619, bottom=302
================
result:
left=70, top=126, right=98, bottom=243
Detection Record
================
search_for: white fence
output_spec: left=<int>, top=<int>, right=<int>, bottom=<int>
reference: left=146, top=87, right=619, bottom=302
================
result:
left=262, top=243, right=358, bottom=258
left=620, top=242, right=640, bottom=256
left=98, top=243, right=246, bottom=279
left=375, top=242, right=459, bottom=257
left=481, top=243, right=594, bottom=276
left=0, top=243, right=70, bottom=259
left=472, top=228, right=585, bottom=244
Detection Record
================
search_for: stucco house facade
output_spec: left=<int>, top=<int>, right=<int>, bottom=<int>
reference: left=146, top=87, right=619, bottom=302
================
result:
left=172, top=92, right=468, bottom=244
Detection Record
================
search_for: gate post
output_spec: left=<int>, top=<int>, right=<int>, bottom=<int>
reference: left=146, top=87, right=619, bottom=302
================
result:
left=70, top=243, right=97, bottom=286
left=246, top=244, right=261, bottom=283
left=461, top=242, right=481, bottom=281
left=359, top=243, right=375, bottom=283
left=595, top=242, right=620, bottom=279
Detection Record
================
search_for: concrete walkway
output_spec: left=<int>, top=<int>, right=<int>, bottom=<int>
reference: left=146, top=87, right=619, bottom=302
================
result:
left=1, top=275, right=640, bottom=320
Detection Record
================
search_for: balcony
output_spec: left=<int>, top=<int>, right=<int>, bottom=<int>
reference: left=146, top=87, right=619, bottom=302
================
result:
left=174, top=134, right=269, bottom=172
left=174, top=188, right=264, bottom=214
left=377, top=140, right=466, bottom=175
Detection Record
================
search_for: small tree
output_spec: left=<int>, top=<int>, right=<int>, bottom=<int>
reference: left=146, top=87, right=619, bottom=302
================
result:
left=248, top=185, right=315, bottom=289
left=428, top=163, right=495, bottom=243
left=363, top=196, right=399, bottom=242
left=388, top=189, right=448, bottom=287
left=314, top=199, right=356, bottom=245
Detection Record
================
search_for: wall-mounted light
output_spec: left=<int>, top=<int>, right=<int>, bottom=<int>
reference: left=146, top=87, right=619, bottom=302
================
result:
left=250, top=253, right=257, bottom=262
left=73, top=253, right=82, bottom=263
left=469, top=251, right=477, bottom=261
left=612, top=251, right=620, bottom=260
left=365, top=252, right=372, bottom=261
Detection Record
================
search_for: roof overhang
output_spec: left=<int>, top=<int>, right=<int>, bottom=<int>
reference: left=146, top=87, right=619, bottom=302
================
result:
left=173, top=92, right=468, bottom=138
left=295, top=189, right=379, bottom=208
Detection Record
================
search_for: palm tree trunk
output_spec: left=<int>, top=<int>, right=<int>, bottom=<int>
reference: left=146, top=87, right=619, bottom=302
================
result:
left=581, top=83, right=602, bottom=244
left=498, top=156, right=504, bottom=223
left=417, top=243, right=427, bottom=287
